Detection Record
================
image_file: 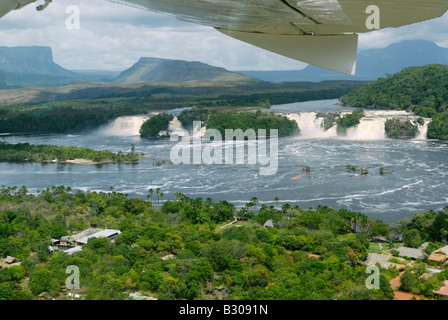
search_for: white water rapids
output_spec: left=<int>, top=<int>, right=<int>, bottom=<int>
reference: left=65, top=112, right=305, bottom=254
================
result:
left=97, top=109, right=430, bottom=141
left=286, top=110, right=430, bottom=140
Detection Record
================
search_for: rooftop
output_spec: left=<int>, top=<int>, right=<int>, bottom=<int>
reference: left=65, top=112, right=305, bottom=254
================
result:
left=396, top=247, right=425, bottom=259
left=435, top=281, right=448, bottom=296
left=428, top=245, right=448, bottom=262
left=75, top=229, right=121, bottom=245
left=64, top=246, right=83, bottom=255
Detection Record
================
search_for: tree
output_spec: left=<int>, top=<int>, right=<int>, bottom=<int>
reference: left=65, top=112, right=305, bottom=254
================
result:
left=147, top=188, right=154, bottom=203
left=274, top=197, right=280, bottom=209
left=250, top=197, right=259, bottom=212
left=29, top=268, right=61, bottom=296
left=159, top=275, right=179, bottom=298
left=139, top=113, right=173, bottom=138
left=369, top=220, right=390, bottom=238
left=399, top=269, right=420, bottom=294
left=186, top=258, right=214, bottom=283
left=0, top=283, right=13, bottom=300
left=156, top=188, right=161, bottom=205
left=403, top=229, right=422, bottom=248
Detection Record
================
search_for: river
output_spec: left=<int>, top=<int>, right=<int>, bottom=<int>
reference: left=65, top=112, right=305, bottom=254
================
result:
left=0, top=99, right=447, bottom=224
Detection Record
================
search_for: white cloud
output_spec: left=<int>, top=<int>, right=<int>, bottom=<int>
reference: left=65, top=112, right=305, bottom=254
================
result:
left=0, top=0, right=447, bottom=71
left=359, top=12, right=448, bottom=51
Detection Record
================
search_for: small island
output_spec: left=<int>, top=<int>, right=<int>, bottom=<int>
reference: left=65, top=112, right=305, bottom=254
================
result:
left=0, top=142, right=143, bottom=164
left=139, top=108, right=299, bottom=139
left=139, top=113, right=174, bottom=138
left=336, top=109, right=365, bottom=135
left=384, top=118, right=419, bottom=139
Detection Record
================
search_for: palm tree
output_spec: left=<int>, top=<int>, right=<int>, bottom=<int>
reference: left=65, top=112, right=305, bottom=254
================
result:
left=174, top=192, right=183, bottom=201
left=274, top=197, right=280, bottom=209
left=250, top=197, right=259, bottom=212
left=160, top=193, right=165, bottom=203
left=147, top=188, right=154, bottom=203
left=109, top=186, right=115, bottom=199
left=244, top=202, right=253, bottom=217
left=156, top=188, right=161, bottom=204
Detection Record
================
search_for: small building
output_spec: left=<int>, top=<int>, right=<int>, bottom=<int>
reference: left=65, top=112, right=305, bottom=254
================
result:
left=161, top=254, right=175, bottom=261
left=428, top=245, right=448, bottom=263
left=5, top=256, right=17, bottom=264
left=362, top=253, right=406, bottom=271
left=59, top=228, right=121, bottom=254
left=426, top=268, right=444, bottom=275
left=263, top=219, right=274, bottom=228
left=434, top=281, right=448, bottom=300
left=59, top=228, right=121, bottom=249
left=75, top=229, right=121, bottom=245
left=395, top=246, right=426, bottom=260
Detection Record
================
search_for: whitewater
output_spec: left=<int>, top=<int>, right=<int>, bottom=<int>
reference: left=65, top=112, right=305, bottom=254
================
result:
left=0, top=99, right=446, bottom=224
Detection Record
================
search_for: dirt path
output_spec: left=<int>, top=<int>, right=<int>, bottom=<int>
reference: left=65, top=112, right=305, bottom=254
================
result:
left=219, top=218, right=238, bottom=229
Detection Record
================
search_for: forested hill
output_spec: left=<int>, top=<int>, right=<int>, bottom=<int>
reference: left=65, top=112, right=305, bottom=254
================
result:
left=339, top=64, right=448, bottom=140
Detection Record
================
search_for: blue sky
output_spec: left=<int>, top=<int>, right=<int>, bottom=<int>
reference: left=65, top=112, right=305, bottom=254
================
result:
left=0, top=0, right=447, bottom=71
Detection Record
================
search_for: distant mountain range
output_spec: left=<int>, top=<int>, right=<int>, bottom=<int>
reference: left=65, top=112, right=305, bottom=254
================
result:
left=0, top=47, right=255, bottom=87
left=114, top=57, right=255, bottom=83
left=1, top=40, right=447, bottom=87
left=238, top=40, right=448, bottom=82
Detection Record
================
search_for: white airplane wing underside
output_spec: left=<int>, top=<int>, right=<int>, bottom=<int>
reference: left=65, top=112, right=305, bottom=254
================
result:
left=107, top=0, right=448, bottom=75
left=217, top=30, right=358, bottom=75
left=1, top=0, right=448, bottom=74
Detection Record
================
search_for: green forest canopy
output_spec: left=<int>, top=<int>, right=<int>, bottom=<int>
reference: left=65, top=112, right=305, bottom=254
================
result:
left=0, top=81, right=363, bottom=135
left=0, top=186, right=447, bottom=300
left=0, top=142, right=142, bottom=163
left=139, top=109, right=299, bottom=138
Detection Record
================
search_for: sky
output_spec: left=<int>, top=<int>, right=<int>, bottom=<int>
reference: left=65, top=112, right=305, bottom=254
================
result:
left=0, top=0, right=448, bottom=72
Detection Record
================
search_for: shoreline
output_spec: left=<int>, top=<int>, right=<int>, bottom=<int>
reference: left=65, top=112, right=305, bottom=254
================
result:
left=1, top=156, right=148, bottom=165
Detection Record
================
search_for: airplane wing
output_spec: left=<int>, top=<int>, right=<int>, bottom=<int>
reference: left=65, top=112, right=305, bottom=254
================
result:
left=1, top=0, right=447, bottom=75
left=0, top=0, right=36, bottom=19
left=106, top=0, right=448, bottom=75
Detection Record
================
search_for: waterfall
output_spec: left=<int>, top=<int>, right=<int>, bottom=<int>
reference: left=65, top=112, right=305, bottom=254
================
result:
left=164, top=117, right=206, bottom=138
left=287, top=110, right=430, bottom=140
left=192, top=120, right=206, bottom=138
left=167, top=116, right=184, bottom=136
left=97, top=115, right=150, bottom=136
left=287, top=112, right=337, bottom=139
left=415, top=118, right=431, bottom=140
left=345, top=111, right=388, bottom=140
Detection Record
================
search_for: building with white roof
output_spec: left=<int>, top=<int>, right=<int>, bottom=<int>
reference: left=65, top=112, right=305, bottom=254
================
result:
left=58, top=228, right=121, bottom=254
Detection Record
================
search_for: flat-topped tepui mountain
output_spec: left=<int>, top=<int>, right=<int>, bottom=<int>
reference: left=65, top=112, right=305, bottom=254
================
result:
left=0, top=46, right=82, bottom=87
left=114, top=57, right=257, bottom=84
left=0, top=47, right=257, bottom=87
